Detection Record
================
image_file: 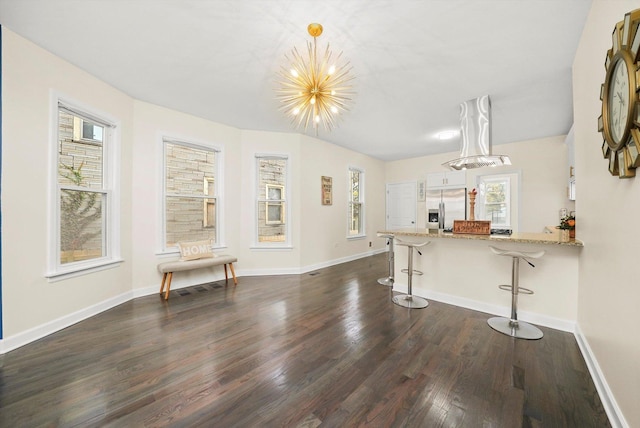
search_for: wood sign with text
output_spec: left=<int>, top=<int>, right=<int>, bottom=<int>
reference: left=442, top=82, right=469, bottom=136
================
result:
left=453, top=220, right=491, bottom=235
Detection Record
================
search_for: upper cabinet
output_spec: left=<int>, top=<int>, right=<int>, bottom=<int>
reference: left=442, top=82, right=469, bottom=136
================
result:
left=426, top=170, right=467, bottom=189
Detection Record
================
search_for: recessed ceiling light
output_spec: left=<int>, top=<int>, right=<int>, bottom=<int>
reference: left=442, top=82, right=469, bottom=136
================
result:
left=436, top=130, right=459, bottom=140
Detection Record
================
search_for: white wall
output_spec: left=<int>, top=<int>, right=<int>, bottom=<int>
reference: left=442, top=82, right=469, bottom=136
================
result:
left=573, top=1, right=639, bottom=426
left=1, top=29, right=134, bottom=337
left=385, top=136, right=573, bottom=233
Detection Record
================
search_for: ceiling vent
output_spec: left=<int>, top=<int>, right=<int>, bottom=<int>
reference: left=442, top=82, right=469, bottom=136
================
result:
left=442, top=95, right=511, bottom=170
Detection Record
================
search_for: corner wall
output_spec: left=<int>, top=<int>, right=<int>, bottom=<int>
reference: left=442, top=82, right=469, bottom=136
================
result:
left=573, top=1, right=639, bottom=426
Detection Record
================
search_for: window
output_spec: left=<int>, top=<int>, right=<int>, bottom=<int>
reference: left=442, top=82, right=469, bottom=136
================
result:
left=256, top=155, right=288, bottom=245
left=348, top=167, right=365, bottom=237
left=477, top=174, right=513, bottom=228
left=265, top=184, right=285, bottom=225
left=48, top=100, right=119, bottom=278
left=163, top=139, right=221, bottom=250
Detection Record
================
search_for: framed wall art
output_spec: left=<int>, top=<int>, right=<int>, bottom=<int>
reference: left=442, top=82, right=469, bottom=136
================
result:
left=321, top=176, right=332, bottom=205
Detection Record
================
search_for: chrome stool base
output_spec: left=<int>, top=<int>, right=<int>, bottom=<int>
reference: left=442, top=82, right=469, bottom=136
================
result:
left=488, top=246, right=546, bottom=340
left=392, top=294, right=429, bottom=309
left=487, top=317, right=543, bottom=340
left=377, top=277, right=393, bottom=286
left=377, top=234, right=395, bottom=287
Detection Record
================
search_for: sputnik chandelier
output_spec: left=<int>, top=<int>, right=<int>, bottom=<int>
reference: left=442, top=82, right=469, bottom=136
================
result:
left=276, top=23, right=355, bottom=134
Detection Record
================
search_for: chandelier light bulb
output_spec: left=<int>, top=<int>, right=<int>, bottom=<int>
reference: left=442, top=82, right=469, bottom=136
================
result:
left=276, top=23, right=355, bottom=134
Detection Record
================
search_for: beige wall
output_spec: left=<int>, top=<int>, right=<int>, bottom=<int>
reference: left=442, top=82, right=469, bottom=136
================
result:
left=386, top=136, right=573, bottom=233
left=1, top=29, right=134, bottom=337
left=573, top=1, right=639, bottom=426
left=1, top=28, right=386, bottom=350
left=3, top=3, right=636, bottom=422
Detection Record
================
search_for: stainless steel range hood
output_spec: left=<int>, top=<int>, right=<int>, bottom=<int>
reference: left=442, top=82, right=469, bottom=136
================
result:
left=442, top=95, right=511, bottom=170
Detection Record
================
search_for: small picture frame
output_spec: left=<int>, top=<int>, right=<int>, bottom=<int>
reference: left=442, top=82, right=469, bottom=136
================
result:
left=417, top=180, right=426, bottom=202
left=321, top=176, right=332, bottom=205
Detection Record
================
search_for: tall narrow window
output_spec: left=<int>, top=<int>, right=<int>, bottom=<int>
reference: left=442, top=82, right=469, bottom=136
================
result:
left=163, top=139, right=220, bottom=249
left=49, top=101, right=119, bottom=278
left=256, top=155, right=288, bottom=245
left=348, top=167, right=365, bottom=237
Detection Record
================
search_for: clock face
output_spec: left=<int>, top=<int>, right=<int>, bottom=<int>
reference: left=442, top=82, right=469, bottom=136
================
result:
left=607, top=57, right=629, bottom=145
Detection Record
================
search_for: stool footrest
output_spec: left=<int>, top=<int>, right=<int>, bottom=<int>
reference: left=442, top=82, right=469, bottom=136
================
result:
left=498, top=284, right=534, bottom=295
left=401, top=269, right=423, bottom=276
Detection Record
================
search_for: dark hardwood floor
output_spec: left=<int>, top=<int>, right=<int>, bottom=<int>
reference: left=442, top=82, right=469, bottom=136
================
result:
left=0, top=253, right=609, bottom=427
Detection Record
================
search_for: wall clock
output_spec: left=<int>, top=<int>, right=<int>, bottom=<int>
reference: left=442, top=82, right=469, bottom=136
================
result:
left=599, top=8, right=640, bottom=178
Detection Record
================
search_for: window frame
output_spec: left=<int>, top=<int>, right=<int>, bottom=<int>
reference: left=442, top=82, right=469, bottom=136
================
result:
left=253, top=153, right=291, bottom=249
left=476, top=172, right=519, bottom=230
left=347, top=166, right=365, bottom=239
left=265, top=184, right=285, bottom=225
left=160, top=137, right=224, bottom=253
left=46, top=95, right=121, bottom=281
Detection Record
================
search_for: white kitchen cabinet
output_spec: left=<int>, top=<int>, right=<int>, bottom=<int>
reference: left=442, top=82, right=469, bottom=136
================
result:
left=426, top=170, right=467, bottom=189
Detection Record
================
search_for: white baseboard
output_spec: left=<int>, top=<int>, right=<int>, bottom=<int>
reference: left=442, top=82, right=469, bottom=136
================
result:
left=574, top=325, right=628, bottom=428
left=0, top=249, right=386, bottom=354
left=239, top=248, right=386, bottom=277
left=392, top=282, right=576, bottom=333
left=0, top=290, right=133, bottom=354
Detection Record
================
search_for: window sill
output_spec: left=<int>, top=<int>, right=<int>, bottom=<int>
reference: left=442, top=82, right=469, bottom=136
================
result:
left=46, top=258, right=124, bottom=282
left=347, top=234, right=366, bottom=240
left=155, top=245, right=227, bottom=257
left=250, top=245, right=293, bottom=251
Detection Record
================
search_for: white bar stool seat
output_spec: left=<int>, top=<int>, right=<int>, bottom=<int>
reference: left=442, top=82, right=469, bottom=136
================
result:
left=393, top=238, right=430, bottom=309
left=377, top=233, right=395, bottom=286
left=488, top=245, right=545, bottom=340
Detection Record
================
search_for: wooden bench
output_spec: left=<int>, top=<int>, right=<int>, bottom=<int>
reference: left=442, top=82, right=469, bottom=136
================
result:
left=157, top=255, right=237, bottom=300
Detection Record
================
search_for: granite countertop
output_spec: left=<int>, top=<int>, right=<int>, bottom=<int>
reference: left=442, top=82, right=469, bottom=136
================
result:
left=377, top=229, right=584, bottom=247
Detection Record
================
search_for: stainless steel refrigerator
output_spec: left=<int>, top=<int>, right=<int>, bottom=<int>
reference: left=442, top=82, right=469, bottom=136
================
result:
left=426, top=188, right=467, bottom=230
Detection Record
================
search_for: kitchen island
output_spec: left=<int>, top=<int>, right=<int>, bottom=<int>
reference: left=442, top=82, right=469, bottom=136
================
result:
left=377, top=229, right=583, bottom=332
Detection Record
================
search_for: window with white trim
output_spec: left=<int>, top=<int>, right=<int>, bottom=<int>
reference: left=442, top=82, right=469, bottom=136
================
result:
left=478, top=174, right=512, bottom=228
left=256, top=155, right=289, bottom=245
left=348, top=167, right=365, bottom=237
left=163, top=139, right=221, bottom=250
left=49, top=101, right=119, bottom=278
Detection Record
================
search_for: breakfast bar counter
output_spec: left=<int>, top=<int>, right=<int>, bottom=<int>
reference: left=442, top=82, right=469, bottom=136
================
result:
left=377, top=229, right=583, bottom=332
left=377, top=229, right=583, bottom=247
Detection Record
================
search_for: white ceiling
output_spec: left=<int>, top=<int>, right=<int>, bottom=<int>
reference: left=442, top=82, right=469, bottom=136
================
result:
left=0, top=0, right=592, bottom=161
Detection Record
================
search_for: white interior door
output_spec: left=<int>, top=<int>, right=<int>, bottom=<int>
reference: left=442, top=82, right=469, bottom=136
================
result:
left=386, top=182, right=417, bottom=230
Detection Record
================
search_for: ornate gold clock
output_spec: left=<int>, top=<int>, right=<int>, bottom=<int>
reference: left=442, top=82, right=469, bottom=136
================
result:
left=599, top=8, right=640, bottom=178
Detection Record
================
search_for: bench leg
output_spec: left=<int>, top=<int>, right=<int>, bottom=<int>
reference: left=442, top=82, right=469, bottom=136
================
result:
left=228, top=263, right=238, bottom=285
left=160, top=273, right=168, bottom=295
left=224, top=264, right=229, bottom=281
left=163, top=272, right=173, bottom=300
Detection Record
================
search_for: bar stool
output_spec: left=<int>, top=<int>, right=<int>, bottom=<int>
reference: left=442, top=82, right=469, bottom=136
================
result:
left=392, top=238, right=430, bottom=309
left=488, top=246, right=545, bottom=340
left=377, top=233, right=395, bottom=286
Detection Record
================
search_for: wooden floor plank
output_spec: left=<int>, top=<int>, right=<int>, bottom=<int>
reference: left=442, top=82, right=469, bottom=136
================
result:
left=0, top=253, right=610, bottom=427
